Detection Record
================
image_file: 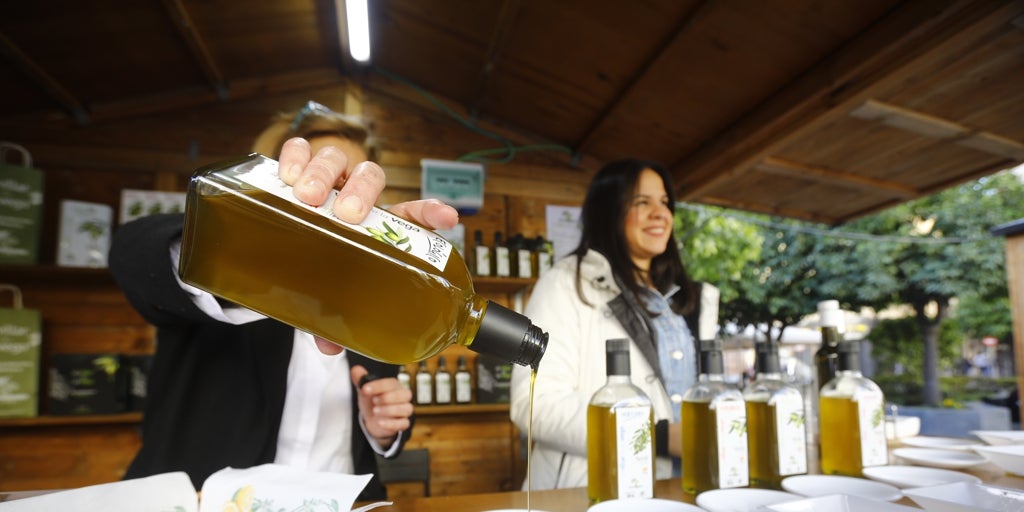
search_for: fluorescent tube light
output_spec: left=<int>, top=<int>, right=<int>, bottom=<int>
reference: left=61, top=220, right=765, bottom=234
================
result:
left=345, top=0, right=371, bottom=63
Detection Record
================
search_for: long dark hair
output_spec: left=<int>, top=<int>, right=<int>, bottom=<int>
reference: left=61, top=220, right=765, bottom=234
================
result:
left=571, top=158, right=696, bottom=315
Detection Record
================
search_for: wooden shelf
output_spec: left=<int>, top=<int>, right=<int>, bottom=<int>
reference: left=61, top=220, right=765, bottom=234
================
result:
left=0, top=265, right=115, bottom=287
left=473, top=276, right=536, bottom=294
left=0, top=412, right=142, bottom=428
left=413, top=403, right=509, bottom=416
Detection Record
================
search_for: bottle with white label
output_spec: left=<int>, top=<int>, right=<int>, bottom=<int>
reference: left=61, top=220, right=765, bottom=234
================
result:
left=587, top=338, right=654, bottom=504
left=435, top=356, right=452, bottom=404
left=515, top=234, right=533, bottom=279
left=534, top=235, right=554, bottom=276
left=397, top=365, right=412, bottom=391
left=744, top=340, right=807, bottom=489
left=472, top=229, right=491, bottom=277
left=455, top=355, right=473, bottom=404
left=179, top=154, right=547, bottom=368
left=493, top=231, right=511, bottom=277
left=819, top=340, right=887, bottom=477
left=415, top=361, right=433, bottom=406
left=681, top=339, right=749, bottom=494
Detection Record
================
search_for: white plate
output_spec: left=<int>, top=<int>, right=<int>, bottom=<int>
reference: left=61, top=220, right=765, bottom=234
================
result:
left=587, top=498, right=703, bottom=512
left=971, top=444, right=1024, bottom=476
left=780, top=475, right=902, bottom=502
left=696, top=488, right=801, bottom=511
left=903, top=481, right=1024, bottom=512
left=765, top=494, right=920, bottom=512
left=899, top=435, right=982, bottom=451
left=970, top=430, right=1024, bottom=446
left=861, top=465, right=981, bottom=488
left=892, top=447, right=988, bottom=469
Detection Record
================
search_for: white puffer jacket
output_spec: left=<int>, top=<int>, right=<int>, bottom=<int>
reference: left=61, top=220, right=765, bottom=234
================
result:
left=510, top=250, right=719, bottom=490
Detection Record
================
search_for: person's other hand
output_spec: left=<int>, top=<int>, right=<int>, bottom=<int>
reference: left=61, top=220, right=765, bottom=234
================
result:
left=276, top=137, right=458, bottom=229
left=351, top=365, right=414, bottom=449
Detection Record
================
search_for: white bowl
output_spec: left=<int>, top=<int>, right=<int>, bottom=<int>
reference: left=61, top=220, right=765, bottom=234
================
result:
left=696, top=488, right=801, bottom=511
left=885, top=415, right=921, bottom=440
left=780, top=475, right=903, bottom=502
left=903, top=481, right=1024, bottom=512
left=971, top=444, right=1024, bottom=476
left=587, top=498, right=703, bottom=512
left=899, top=435, right=982, bottom=451
left=861, top=465, right=981, bottom=489
left=891, top=447, right=988, bottom=469
left=970, top=430, right=1024, bottom=446
left=765, top=494, right=919, bottom=511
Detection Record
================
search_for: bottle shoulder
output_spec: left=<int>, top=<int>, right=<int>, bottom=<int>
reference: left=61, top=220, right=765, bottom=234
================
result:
left=743, top=378, right=802, bottom=402
left=820, top=373, right=883, bottom=397
left=683, top=380, right=743, bottom=403
left=589, top=381, right=652, bottom=408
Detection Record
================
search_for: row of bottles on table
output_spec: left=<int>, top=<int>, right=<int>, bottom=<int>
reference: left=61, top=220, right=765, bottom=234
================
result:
left=402, top=356, right=474, bottom=405
left=471, top=230, right=554, bottom=279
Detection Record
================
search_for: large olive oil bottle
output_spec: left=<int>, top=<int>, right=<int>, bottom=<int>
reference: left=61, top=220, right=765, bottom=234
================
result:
left=179, top=154, right=548, bottom=368
left=819, top=340, right=887, bottom=476
left=681, top=339, right=748, bottom=494
left=744, top=340, right=808, bottom=489
left=587, top=339, right=655, bottom=504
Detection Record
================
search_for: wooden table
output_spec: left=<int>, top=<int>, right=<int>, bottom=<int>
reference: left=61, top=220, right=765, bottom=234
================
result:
left=364, top=467, right=1024, bottom=511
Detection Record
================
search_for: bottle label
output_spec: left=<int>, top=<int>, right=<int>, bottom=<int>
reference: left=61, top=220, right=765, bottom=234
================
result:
left=435, top=374, right=452, bottom=403
left=416, top=374, right=432, bottom=404
left=236, top=159, right=453, bottom=272
left=474, top=246, right=491, bottom=276
left=397, top=372, right=411, bottom=390
left=614, top=405, right=654, bottom=499
left=773, top=395, right=808, bottom=475
left=856, top=390, right=887, bottom=467
left=517, top=250, right=533, bottom=278
left=455, top=372, right=472, bottom=402
left=539, top=252, right=553, bottom=275
left=495, top=247, right=511, bottom=277
left=713, top=400, right=749, bottom=488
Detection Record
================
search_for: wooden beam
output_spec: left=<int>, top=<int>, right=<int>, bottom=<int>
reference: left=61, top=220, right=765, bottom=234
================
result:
left=759, top=156, right=918, bottom=199
left=850, top=99, right=1024, bottom=159
left=573, top=1, right=711, bottom=156
left=0, top=31, right=89, bottom=124
left=672, top=0, right=1022, bottom=201
left=162, top=0, right=229, bottom=99
left=469, top=0, right=522, bottom=119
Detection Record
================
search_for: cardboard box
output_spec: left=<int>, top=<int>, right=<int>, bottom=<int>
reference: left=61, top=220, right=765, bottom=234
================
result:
left=48, top=353, right=127, bottom=415
left=475, top=354, right=512, bottom=404
left=56, top=200, right=113, bottom=268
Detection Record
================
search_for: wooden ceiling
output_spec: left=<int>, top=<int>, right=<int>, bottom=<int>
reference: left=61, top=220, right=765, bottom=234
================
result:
left=2, top=0, right=1023, bottom=225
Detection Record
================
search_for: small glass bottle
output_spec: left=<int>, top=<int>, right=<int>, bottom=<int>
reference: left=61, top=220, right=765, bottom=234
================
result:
left=493, top=231, right=511, bottom=277
left=514, top=234, right=533, bottom=279
left=744, top=340, right=808, bottom=489
left=179, top=154, right=547, bottom=368
left=455, top=355, right=472, bottom=404
left=472, top=229, right=491, bottom=277
left=415, top=360, right=433, bottom=406
left=397, top=365, right=412, bottom=391
left=814, top=300, right=843, bottom=390
left=587, top=339, right=655, bottom=504
left=434, top=356, right=452, bottom=404
left=819, top=340, right=888, bottom=477
left=534, top=235, right=554, bottom=276
left=681, top=339, right=749, bottom=494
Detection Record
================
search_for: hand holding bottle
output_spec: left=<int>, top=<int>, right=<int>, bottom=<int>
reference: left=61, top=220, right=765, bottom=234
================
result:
left=351, top=364, right=413, bottom=449
left=275, top=137, right=460, bottom=356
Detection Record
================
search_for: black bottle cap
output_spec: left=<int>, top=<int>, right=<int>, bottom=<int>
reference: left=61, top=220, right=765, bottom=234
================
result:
left=837, top=340, right=861, bottom=372
left=755, top=341, right=781, bottom=374
left=473, top=300, right=548, bottom=370
left=698, top=339, right=724, bottom=375
left=605, top=338, right=631, bottom=376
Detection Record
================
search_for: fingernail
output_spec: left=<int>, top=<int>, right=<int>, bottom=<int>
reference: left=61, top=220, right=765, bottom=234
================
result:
left=337, top=194, right=364, bottom=221
left=285, top=164, right=302, bottom=181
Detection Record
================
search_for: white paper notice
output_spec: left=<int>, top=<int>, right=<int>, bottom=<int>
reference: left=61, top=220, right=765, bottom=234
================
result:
left=198, top=464, right=375, bottom=512
left=545, top=204, right=581, bottom=262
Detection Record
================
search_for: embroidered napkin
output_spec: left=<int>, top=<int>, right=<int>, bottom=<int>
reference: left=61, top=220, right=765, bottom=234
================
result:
left=198, top=464, right=385, bottom=512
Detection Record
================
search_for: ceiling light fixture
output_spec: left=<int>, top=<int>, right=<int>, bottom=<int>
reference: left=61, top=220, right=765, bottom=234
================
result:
left=344, top=0, right=371, bottom=63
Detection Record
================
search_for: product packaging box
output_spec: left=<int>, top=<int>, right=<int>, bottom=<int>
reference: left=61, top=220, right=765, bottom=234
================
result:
left=56, top=200, right=113, bottom=268
left=0, top=298, right=42, bottom=418
left=475, top=354, right=512, bottom=404
left=121, top=354, right=153, bottom=411
left=48, top=353, right=127, bottom=415
left=0, top=148, right=44, bottom=265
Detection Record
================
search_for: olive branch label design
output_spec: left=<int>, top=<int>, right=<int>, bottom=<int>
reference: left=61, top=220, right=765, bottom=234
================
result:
left=729, top=418, right=747, bottom=435
left=366, top=221, right=412, bottom=252
left=872, top=405, right=884, bottom=428
left=631, top=421, right=652, bottom=455
left=787, top=411, right=805, bottom=427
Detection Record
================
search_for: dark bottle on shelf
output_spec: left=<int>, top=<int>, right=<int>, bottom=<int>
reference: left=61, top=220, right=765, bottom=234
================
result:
left=493, top=231, right=511, bottom=277
left=415, top=360, right=433, bottom=405
left=472, top=229, right=492, bottom=277
left=455, top=355, right=473, bottom=404
left=435, top=356, right=452, bottom=404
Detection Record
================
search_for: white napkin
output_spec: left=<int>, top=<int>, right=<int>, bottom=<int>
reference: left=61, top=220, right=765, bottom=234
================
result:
left=0, top=471, right=197, bottom=512
left=198, top=464, right=383, bottom=512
